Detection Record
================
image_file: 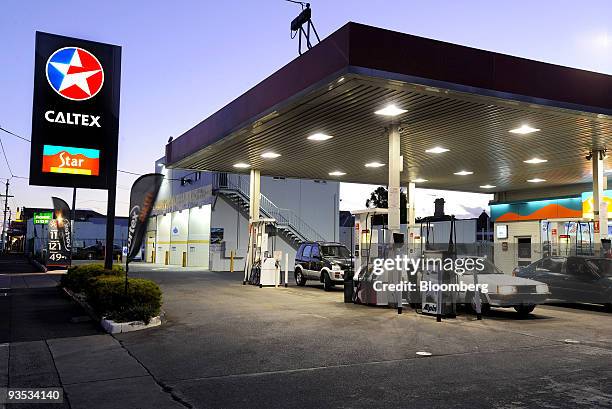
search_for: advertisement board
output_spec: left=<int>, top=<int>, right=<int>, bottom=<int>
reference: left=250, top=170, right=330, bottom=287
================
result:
left=29, top=32, right=121, bottom=189
left=47, top=219, right=71, bottom=267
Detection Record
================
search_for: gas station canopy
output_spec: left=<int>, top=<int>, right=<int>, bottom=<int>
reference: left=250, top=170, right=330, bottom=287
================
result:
left=166, top=22, right=612, bottom=193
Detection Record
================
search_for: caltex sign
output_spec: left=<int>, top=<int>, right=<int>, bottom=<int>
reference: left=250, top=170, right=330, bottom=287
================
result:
left=29, top=32, right=121, bottom=189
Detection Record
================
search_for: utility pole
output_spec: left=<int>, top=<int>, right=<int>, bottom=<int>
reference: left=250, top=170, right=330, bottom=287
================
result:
left=0, top=179, right=14, bottom=253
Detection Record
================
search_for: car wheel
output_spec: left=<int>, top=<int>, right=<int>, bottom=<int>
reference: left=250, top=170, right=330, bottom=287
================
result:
left=295, top=269, right=306, bottom=286
left=467, top=292, right=490, bottom=315
left=604, top=303, right=612, bottom=312
left=323, top=271, right=334, bottom=292
left=514, top=304, right=536, bottom=316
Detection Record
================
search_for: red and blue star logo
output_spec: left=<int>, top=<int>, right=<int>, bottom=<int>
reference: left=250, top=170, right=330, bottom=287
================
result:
left=46, top=47, right=104, bottom=101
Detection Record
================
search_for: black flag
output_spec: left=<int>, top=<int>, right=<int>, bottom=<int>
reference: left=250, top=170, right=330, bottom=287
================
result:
left=126, top=173, right=163, bottom=263
left=48, top=197, right=72, bottom=267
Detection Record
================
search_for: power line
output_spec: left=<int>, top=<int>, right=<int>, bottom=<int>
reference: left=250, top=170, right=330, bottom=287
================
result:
left=0, top=126, right=31, bottom=142
left=0, top=135, right=14, bottom=177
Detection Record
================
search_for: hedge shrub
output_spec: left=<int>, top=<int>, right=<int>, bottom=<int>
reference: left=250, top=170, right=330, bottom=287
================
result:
left=60, top=264, right=124, bottom=293
left=86, top=276, right=162, bottom=324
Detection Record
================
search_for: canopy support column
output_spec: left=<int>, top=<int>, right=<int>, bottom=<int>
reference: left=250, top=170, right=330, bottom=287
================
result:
left=387, top=125, right=401, bottom=241
left=592, top=150, right=608, bottom=247
left=249, top=169, right=261, bottom=222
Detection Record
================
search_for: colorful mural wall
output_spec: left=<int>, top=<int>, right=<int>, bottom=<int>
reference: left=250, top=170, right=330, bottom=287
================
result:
left=490, top=197, right=582, bottom=222
left=581, top=190, right=612, bottom=219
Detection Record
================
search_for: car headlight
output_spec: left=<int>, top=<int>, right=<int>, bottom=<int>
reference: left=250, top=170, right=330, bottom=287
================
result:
left=497, top=285, right=517, bottom=295
left=331, top=264, right=341, bottom=271
left=536, top=284, right=549, bottom=294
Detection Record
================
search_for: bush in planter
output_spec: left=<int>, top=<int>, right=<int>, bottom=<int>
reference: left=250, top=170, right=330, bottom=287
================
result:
left=86, top=276, right=162, bottom=324
left=60, top=264, right=124, bottom=293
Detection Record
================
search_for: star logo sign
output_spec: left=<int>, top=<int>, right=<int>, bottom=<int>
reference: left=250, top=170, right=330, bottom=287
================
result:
left=46, top=47, right=104, bottom=101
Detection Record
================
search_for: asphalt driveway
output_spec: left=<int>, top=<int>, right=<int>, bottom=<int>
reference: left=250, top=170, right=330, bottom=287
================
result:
left=118, top=263, right=612, bottom=409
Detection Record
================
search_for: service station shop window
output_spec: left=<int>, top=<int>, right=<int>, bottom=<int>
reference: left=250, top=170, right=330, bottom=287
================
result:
left=496, top=224, right=508, bottom=240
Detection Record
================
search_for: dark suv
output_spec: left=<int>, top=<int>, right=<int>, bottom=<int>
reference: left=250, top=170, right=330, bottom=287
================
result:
left=294, top=242, right=353, bottom=291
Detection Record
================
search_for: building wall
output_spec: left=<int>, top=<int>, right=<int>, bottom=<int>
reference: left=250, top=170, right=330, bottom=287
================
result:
left=169, top=210, right=189, bottom=265
left=187, top=206, right=211, bottom=268
left=149, top=160, right=340, bottom=270
left=145, top=217, right=156, bottom=263
left=259, top=177, right=339, bottom=242
left=209, top=195, right=296, bottom=272
left=156, top=213, right=171, bottom=264
left=493, top=221, right=541, bottom=275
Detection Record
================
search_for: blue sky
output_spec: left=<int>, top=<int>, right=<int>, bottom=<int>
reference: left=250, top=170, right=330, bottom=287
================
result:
left=1, top=0, right=611, bottom=217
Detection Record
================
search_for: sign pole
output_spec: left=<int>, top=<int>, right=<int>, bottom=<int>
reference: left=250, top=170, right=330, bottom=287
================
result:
left=1, top=179, right=9, bottom=252
left=70, top=187, right=76, bottom=264
left=104, top=173, right=117, bottom=270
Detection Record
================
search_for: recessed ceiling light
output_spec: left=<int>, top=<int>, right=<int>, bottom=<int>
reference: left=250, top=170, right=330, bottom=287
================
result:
left=454, top=170, right=474, bottom=176
left=425, top=147, right=449, bottom=154
left=509, top=125, right=540, bottom=135
left=524, top=157, right=548, bottom=164
left=328, top=171, right=346, bottom=176
left=233, top=163, right=250, bottom=169
left=337, top=77, right=345, bottom=83
left=374, top=104, right=407, bottom=117
left=480, top=184, right=496, bottom=189
left=527, top=178, right=546, bottom=183
left=365, top=162, right=385, bottom=168
left=412, top=178, right=428, bottom=183
left=261, top=152, right=281, bottom=159
left=308, top=133, right=333, bottom=141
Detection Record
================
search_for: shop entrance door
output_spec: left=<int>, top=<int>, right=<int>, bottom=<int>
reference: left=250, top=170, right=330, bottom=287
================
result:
left=516, top=236, right=532, bottom=267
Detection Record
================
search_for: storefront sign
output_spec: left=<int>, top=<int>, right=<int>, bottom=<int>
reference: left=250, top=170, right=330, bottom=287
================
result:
left=33, top=211, right=53, bottom=224
left=29, top=32, right=121, bottom=189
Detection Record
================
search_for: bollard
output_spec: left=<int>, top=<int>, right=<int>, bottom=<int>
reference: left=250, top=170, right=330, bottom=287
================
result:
left=182, top=251, right=187, bottom=267
left=230, top=250, right=234, bottom=272
left=284, top=253, right=289, bottom=287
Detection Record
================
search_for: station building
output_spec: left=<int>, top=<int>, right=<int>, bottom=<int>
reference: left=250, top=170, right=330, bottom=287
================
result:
left=145, top=158, right=339, bottom=270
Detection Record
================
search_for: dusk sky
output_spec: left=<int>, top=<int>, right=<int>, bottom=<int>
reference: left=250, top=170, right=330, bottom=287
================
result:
left=2, top=1, right=611, bottom=218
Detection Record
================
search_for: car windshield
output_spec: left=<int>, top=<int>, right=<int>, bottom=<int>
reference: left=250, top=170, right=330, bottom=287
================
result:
left=321, top=245, right=351, bottom=258
left=584, top=258, right=612, bottom=277
left=460, top=259, right=502, bottom=275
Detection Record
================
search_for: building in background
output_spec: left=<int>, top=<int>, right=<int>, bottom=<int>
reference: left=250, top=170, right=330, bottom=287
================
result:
left=147, top=158, right=340, bottom=270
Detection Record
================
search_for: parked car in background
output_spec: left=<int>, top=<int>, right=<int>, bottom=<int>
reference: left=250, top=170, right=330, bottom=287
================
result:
left=294, top=242, right=353, bottom=291
left=73, top=243, right=123, bottom=260
left=457, top=257, right=550, bottom=315
left=516, top=256, right=612, bottom=309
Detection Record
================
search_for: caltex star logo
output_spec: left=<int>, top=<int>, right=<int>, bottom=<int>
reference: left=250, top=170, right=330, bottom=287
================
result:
left=46, top=47, right=104, bottom=101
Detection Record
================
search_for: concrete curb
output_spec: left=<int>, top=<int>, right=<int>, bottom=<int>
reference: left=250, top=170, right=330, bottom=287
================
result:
left=62, top=287, right=162, bottom=334
left=27, top=255, right=47, bottom=273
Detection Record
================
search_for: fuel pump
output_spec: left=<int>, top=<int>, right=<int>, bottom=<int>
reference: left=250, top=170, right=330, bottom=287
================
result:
left=243, top=218, right=280, bottom=287
left=349, top=208, right=391, bottom=306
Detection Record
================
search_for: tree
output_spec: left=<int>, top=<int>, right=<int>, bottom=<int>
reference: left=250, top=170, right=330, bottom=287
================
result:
left=365, top=186, right=408, bottom=224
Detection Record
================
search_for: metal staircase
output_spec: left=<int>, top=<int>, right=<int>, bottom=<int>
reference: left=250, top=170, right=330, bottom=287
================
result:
left=212, top=173, right=325, bottom=248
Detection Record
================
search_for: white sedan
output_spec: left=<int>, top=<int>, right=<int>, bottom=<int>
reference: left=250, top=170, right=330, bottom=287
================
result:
left=456, top=257, right=550, bottom=315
